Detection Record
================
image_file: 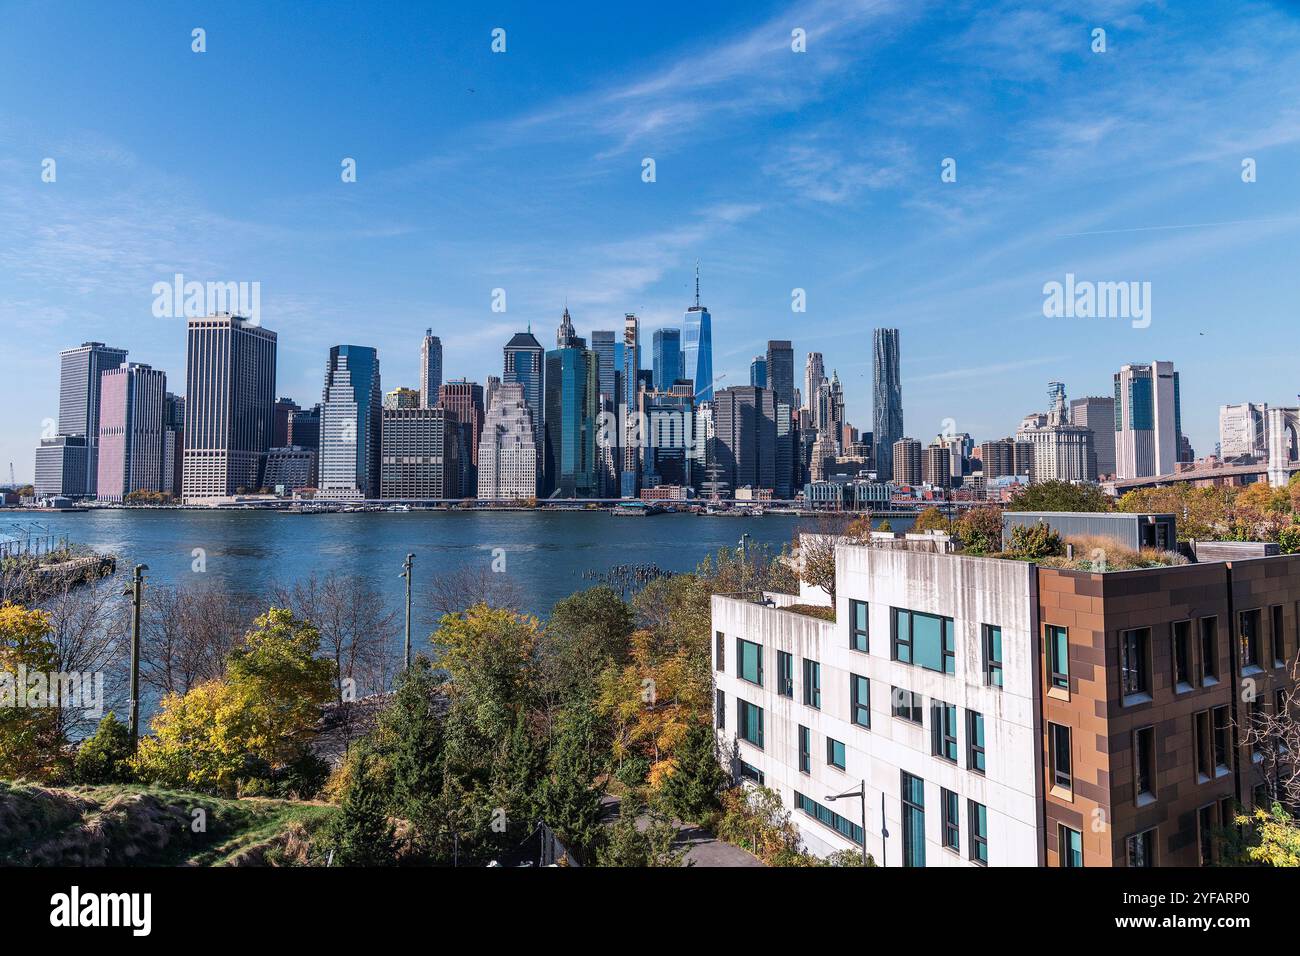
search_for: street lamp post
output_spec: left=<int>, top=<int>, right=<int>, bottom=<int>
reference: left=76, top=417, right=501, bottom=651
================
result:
left=399, top=553, right=415, bottom=669
left=125, top=564, right=148, bottom=752
left=825, top=778, right=870, bottom=867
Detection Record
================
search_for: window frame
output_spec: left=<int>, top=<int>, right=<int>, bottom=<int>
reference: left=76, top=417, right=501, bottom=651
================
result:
left=941, top=787, right=960, bottom=852
left=798, top=724, right=811, bottom=774
left=931, top=700, right=958, bottom=764
left=1059, top=825, right=1083, bottom=867
left=891, top=686, right=923, bottom=724
left=982, top=623, right=1003, bottom=688
left=850, top=673, right=871, bottom=729
left=826, top=736, right=846, bottom=771
left=1049, top=721, right=1072, bottom=793
left=1133, top=724, right=1156, bottom=804
left=1199, top=616, right=1219, bottom=685
left=714, top=630, right=725, bottom=672
left=968, top=800, right=988, bottom=866
left=737, top=698, right=764, bottom=750
left=1046, top=624, right=1070, bottom=691
left=1120, top=627, right=1151, bottom=703
left=1171, top=619, right=1193, bottom=693
left=776, top=650, right=794, bottom=698
left=802, top=657, right=821, bottom=709
left=737, top=637, right=763, bottom=687
left=850, top=599, right=869, bottom=653
left=1126, top=828, right=1156, bottom=868
left=892, top=606, right=955, bottom=674
left=715, top=688, right=725, bottom=730
left=966, top=709, right=986, bottom=775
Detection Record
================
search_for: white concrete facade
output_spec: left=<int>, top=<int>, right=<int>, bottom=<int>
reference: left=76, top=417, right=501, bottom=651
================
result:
left=713, top=541, right=1043, bottom=866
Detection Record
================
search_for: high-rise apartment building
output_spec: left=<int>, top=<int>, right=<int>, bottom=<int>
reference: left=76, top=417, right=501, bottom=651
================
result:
left=182, top=314, right=277, bottom=500
left=379, top=407, right=460, bottom=499
left=1114, top=361, right=1181, bottom=479
left=892, top=437, right=922, bottom=485
left=318, top=345, right=381, bottom=499
left=1219, top=402, right=1268, bottom=460
left=712, top=385, right=776, bottom=493
left=621, top=313, right=641, bottom=497
left=478, top=382, right=538, bottom=500
left=922, top=442, right=954, bottom=489
left=872, top=329, right=903, bottom=481
left=652, top=328, right=682, bottom=392
left=1070, top=396, right=1117, bottom=479
left=439, top=379, right=485, bottom=497
left=682, top=267, right=713, bottom=400
left=419, top=329, right=442, bottom=409
left=96, top=363, right=167, bottom=502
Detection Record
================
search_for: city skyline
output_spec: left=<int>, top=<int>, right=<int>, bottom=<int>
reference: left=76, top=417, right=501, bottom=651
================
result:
left=6, top=1, right=1300, bottom=478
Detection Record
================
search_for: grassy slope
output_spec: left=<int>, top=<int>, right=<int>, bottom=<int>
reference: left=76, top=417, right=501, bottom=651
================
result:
left=0, top=780, right=338, bottom=866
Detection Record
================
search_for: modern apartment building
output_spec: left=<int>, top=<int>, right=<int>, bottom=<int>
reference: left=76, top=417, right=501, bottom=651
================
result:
left=891, top=437, right=921, bottom=486
left=379, top=407, right=460, bottom=499
left=182, top=314, right=277, bottom=501
left=713, top=534, right=1298, bottom=866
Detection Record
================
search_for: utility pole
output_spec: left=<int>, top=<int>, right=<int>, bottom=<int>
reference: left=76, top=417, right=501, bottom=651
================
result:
left=400, top=553, right=415, bottom=669
left=126, top=564, right=148, bottom=751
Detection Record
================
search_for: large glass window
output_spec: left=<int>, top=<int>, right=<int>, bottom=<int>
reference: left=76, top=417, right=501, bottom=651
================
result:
left=851, top=674, right=871, bottom=728
left=827, top=737, right=846, bottom=771
left=941, top=788, right=960, bottom=851
left=739, top=761, right=765, bottom=785
left=1047, top=625, right=1069, bottom=690
left=850, top=599, right=869, bottom=653
left=1200, top=617, right=1219, bottom=684
left=737, top=638, right=763, bottom=686
left=966, top=710, right=986, bottom=774
left=795, top=792, right=864, bottom=846
left=1212, top=706, right=1231, bottom=772
left=738, top=699, right=764, bottom=749
left=802, top=658, right=821, bottom=709
left=983, top=624, right=1003, bottom=688
left=1271, top=605, right=1285, bottom=667
left=798, top=725, right=811, bottom=774
left=1172, top=620, right=1192, bottom=691
left=1127, top=828, right=1156, bottom=867
left=901, top=771, right=926, bottom=868
left=715, top=689, right=725, bottom=730
left=1134, top=726, right=1155, bottom=802
left=715, top=630, right=725, bottom=671
left=892, top=687, right=922, bottom=723
left=892, top=607, right=955, bottom=674
left=1240, top=608, right=1261, bottom=669
left=968, top=800, right=988, bottom=865
left=1121, top=628, right=1151, bottom=699
left=1059, top=826, right=1083, bottom=867
left=932, top=700, right=958, bottom=763
left=1050, top=722, right=1072, bottom=792
left=777, top=650, right=794, bottom=698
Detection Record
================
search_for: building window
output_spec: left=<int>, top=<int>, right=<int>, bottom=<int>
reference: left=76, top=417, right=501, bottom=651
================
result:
left=777, top=650, right=794, bottom=698
left=1171, top=620, right=1193, bottom=692
left=968, top=800, right=988, bottom=865
left=1193, top=710, right=1212, bottom=780
left=737, top=638, right=763, bottom=686
left=739, top=761, right=765, bottom=785
left=1059, top=825, right=1083, bottom=867
left=795, top=791, right=864, bottom=846
left=850, top=599, right=869, bottom=653
left=1197, top=804, right=1215, bottom=866
left=1240, top=608, right=1261, bottom=670
left=1126, top=828, right=1156, bottom=867
left=827, top=737, right=846, bottom=771
left=966, top=710, right=985, bottom=774
left=798, top=725, right=811, bottom=774
left=1049, top=722, right=1072, bottom=792
left=892, top=687, right=922, bottom=723
left=892, top=607, right=955, bottom=674
left=983, top=624, right=1003, bottom=688
left=1046, top=624, right=1069, bottom=690
left=1120, top=628, right=1151, bottom=701
left=715, top=689, right=725, bottom=730
left=1199, top=617, right=1219, bottom=685
left=1212, top=705, right=1231, bottom=773
left=941, top=788, right=960, bottom=851
left=738, top=699, right=764, bottom=749
left=931, top=700, right=958, bottom=763
left=1134, top=726, right=1155, bottom=803
left=851, top=674, right=871, bottom=729
left=715, top=630, right=725, bottom=672
left=802, top=658, right=821, bottom=709
left=901, top=771, right=926, bottom=868
left=1271, top=604, right=1285, bottom=668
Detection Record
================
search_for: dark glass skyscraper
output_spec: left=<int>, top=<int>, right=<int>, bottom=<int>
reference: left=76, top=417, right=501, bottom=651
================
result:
left=750, top=356, right=767, bottom=388
left=872, top=328, right=903, bottom=481
left=543, top=345, right=599, bottom=498
left=652, top=327, right=681, bottom=391
left=682, top=267, right=713, bottom=400
left=590, top=330, right=617, bottom=401
left=504, top=330, right=545, bottom=435
left=319, top=344, right=382, bottom=499
left=765, top=340, right=794, bottom=410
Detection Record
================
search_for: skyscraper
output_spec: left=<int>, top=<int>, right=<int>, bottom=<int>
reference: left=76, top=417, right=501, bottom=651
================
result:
left=543, top=343, right=599, bottom=498
left=272, top=397, right=299, bottom=448
left=681, top=265, right=713, bottom=400
left=750, top=356, right=767, bottom=388
left=96, top=363, right=167, bottom=502
left=163, top=392, right=185, bottom=497
left=478, top=382, right=538, bottom=500
left=439, top=378, right=485, bottom=497
left=504, top=329, right=545, bottom=434
left=1219, top=402, right=1268, bottom=460
left=590, top=330, right=617, bottom=402
left=872, top=328, right=903, bottom=481
left=380, top=407, right=460, bottom=499
left=40, top=340, right=129, bottom=496
left=805, top=352, right=826, bottom=423
left=766, top=340, right=795, bottom=411
left=621, top=313, right=641, bottom=497
left=1071, top=395, right=1118, bottom=478
left=287, top=404, right=320, bottom=454
left=556, top=306, right=581, bottom=349
left=1114, top=361, right=1181, bottom=479
left=891, top=437, right=922, bottom=485
left=384, top=387, right=420, bottom=410
left=318, top=345, right=381, bottom=499
left=420, top=329, right=442, bottom=408
left=652, top=327, right=682, bottom=392
left=182, top=314, right=277, bottom=500
left=713, top=385, right=777, bottom=493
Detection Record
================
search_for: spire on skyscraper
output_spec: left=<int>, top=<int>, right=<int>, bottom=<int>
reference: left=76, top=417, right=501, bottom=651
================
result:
left=694, top=260, right=700, bottom=308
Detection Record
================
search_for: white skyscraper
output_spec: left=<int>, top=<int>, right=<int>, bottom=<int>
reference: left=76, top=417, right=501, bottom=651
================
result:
left=1219, top=402, right=1268, bottom=460
left=1113, top=361, right=1181, bottom=479
left=478, top=382, right=538, bottom=499
left=420, top=329, right=442, bottom=409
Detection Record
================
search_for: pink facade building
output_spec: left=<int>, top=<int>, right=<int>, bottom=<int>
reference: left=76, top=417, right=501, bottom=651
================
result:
left=96, top=363, right=167, bottom=501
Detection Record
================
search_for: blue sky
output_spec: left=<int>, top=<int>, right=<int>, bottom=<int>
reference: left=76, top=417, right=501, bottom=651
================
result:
left=3, top=0, right=1300, bottom=480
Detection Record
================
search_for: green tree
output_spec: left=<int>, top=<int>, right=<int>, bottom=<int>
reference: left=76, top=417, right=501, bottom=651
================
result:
left=912, top=507, right=952, bottom=534
left=328, top=750, right=398, bottom=866
left=385, top=658, right=446, bottom=842
left=1227, top=804, right=1300, bottom=867
left=1006, top=480, right=1112, bottom=514
left=657, top=719, right=726, bottom=823
left=877, top=519, right=892, bottom=532
left=596, top=792, right=686, bottom=867
left=0, top=603, right=68, bottom=781
left=541, top=697, right=607, bottom=861
left=954, top=505, right=1004, bottom=554
left=539, top=586, right=634, bottom=703
left=73, top=711, right=133, bottom=784
left=1007, top=523, right=1064, bottom=560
